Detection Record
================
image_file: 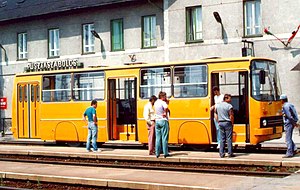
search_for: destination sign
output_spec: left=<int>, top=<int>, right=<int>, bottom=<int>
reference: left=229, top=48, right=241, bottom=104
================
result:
left=25, top=59, right=82, bottom=72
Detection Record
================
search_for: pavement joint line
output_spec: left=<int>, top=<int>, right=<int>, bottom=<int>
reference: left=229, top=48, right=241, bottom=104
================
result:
left=1, top=171, right=213, bottom=190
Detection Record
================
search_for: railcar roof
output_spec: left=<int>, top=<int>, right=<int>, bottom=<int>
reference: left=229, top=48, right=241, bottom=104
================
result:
left=15, top=57, right=275, bottom=77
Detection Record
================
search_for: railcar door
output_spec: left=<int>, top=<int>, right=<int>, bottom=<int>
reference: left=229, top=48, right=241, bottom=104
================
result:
left=107, top=77, right=137, bottom=141
left=17, top=83, right=40, bottom=138
left=211, top=71, right=249, bottom=144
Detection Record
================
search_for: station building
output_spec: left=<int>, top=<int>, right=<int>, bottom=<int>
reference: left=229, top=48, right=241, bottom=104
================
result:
left=0, top=0, right=300, bottom=125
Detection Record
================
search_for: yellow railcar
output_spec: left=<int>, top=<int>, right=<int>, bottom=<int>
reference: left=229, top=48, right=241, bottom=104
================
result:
left=11, top=57, right=283, bottom=146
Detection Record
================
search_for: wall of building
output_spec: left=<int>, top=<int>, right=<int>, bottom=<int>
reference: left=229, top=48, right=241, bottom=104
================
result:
left=1, top=0, right=300, bottom=119
left=167, top=0, right=300, bottom=112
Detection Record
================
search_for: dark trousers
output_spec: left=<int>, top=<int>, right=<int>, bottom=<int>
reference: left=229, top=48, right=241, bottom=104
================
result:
left=284, top=124, right=296, bottom=156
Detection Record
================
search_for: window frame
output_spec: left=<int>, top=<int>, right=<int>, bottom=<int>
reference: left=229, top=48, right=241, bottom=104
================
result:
left=17, top=32, right=28, bottom=60
left=142, top=15, right=157, bottom=49
left=186, top=6, right=203, bottom=43
left=82, top=23, right=95, bottom=54
left=173, top=64, right=208, bottom=98
left=42, top=73, right=72, bottom=102
left=48, top=28, right=60, bottom=58
left=139, top=67, right=172, bottom=99
left=73, top=71, right=105, bottom=101
left=244, top=0, right=262, bottom=37
left=111, top=19, right=124, bottom=51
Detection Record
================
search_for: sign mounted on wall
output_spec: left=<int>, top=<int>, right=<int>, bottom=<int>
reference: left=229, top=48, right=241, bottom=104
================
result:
left=24, top=59, right=83, bottom=72
left=0, top=97, right=7, bottom=110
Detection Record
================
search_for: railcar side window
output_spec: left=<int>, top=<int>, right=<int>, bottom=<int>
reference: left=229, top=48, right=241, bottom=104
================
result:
left=18, top=85, right=23, bottom=102
left=31, top=85, right=34, bottom=102
left=173, top=65, right=207, bottom=97
left=42, top=74, right=71, bottom=102
left=140, top=67, right=171, bottom=99
left=24, top=85, right=27, bottom=102
left=73, top=72, right=105, bottom=101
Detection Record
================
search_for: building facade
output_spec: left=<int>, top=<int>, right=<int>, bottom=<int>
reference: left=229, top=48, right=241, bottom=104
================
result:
left=1, top=0, right=300, bottom=121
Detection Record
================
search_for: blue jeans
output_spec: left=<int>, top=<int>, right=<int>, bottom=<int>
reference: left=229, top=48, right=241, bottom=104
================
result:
left=284, top=124, right=296, bottom=156
left=155, top=119, right=169, bottom=157
left=86, top=122, right=98, bottom=151
left=214, top=118, right=220, bottom=145
left=219, top=121, right=233, bottom=157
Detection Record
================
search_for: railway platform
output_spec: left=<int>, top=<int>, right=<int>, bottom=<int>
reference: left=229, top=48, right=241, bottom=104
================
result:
left=0, top=131, right=299, bottom=189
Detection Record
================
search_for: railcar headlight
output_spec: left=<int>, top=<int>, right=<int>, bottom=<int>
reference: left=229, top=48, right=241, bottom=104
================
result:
left=262, top=119, right=267, bottom=127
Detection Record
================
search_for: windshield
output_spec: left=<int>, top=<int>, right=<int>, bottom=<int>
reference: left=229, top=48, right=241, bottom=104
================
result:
left=251, top=60, right=282, bottom=101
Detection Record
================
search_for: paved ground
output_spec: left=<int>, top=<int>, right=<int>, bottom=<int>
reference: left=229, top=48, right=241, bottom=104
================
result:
left=0, top=160, right=299, bottom=190
left=0, top=130, right=299, bottom=189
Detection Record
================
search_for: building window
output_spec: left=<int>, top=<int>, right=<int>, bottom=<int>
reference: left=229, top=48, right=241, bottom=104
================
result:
left=186, top=6, right=203, bottom=42
left=111, top=19, right=124, bottom=51
left=142, top=15, right=156, bottom=48
left=48, top=29, right=60, bottom=57
left=17, top=32, right=27, bottom=60
left=244, top=0, right=261, bottom=36
left=83, top=23, right=95, bottom=53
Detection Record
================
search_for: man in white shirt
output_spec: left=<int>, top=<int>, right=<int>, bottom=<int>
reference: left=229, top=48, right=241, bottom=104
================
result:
left=143, top=95, right=157, bottom=155
left=210, top=86, right=224, bottom=148
left=154, top=91, right=170, bottom=158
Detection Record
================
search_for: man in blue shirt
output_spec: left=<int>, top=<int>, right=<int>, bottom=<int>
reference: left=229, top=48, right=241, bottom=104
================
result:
left=215, top=94, right=235, bottom=158
left=280, top=94, right=298, bottom=158
left=83, top=100, right=99, bottom=152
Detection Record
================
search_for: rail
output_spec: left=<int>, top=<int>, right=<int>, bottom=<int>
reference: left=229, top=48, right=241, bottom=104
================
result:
left=0, top=153, right=296, bottom=178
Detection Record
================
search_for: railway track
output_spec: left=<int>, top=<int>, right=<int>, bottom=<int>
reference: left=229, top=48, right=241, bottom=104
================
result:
left=0, top=153, right=297, bottom=178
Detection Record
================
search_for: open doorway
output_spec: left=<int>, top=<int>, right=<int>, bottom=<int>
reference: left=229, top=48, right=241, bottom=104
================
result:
left=107, top=77, right=137, bottom=141
left=211, top=71, right=249, bottom=143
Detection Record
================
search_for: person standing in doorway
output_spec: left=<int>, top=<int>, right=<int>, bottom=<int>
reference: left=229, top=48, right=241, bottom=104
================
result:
left=143, top=95, right=157, bottom=155
left=215, top=94, right=235, bottom=158
left=280, top=94, right=298, bottom=158
left=83, top=99, right=100, bottom=152
left=210, top=86, right=224, bottom=148
left=154, top=91, right=170, bottom=158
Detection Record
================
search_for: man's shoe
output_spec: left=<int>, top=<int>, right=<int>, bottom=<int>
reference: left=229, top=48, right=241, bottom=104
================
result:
left=293, top=150, right=298, bottom=155
left=93, top=149, right=101, bottom=153
left=156, top=155, right=160, bottom=158
left=86, top=149, right=92, bottom=152
left=220, top=154, right=225, bottom=158
left=164, top=154, right=170, bottom=158
left=282, top=155, right=293, bottom=158
left=228, top=154, right=236, bottom=158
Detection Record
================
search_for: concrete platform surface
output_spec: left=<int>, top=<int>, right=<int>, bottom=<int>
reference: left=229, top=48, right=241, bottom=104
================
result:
left=0, top=132, right=299, bottom=189
left=0, top=142, right=300, bottom=167
left=0, top=160, right=299, bottom=190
